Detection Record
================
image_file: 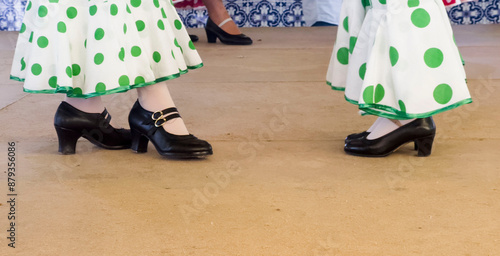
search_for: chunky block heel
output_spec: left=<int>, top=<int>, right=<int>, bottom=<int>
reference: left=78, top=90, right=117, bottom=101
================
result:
left=415, top=135, right=435, bottom=157
left=206, top=29, right=217, bottom=43
left=55, top=126, right=81, bottom=155
left=131, top=129, right=149, bottom=153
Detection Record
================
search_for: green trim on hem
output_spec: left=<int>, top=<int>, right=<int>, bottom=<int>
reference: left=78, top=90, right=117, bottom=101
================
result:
left=11, top=63, right=204, bottom=99
left=342, top=94, right=473, bottom=119
left=327, top=81, right=346, bottom=91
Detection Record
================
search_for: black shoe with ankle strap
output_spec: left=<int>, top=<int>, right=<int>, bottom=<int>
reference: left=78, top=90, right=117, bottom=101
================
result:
left=128, top=101, right=213, bottom=158
left=205, top=17, right=252, bottom=45
left=54, top=101, right=131, bottom=154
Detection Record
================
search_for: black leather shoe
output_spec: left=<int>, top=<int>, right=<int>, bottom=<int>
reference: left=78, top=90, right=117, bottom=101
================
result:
left=344, top=117, right=436, bottom=157
left=128, top=101, right=213, bottom=158
left=54, top=101, right=131, bottom=154
left=189, top=34, right=199, bottom=42
left=205, top=17, right=252, bottom=45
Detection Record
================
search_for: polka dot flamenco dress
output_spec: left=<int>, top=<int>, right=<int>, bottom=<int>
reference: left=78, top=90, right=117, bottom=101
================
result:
left=10, top=0, right=202, bottom=98
left=327, top=0, right=472, bottom=119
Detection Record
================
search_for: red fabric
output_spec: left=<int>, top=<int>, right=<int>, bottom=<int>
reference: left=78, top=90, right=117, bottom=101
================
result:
left=174, top=0, right=205, bottom=9
left=443, top=0, right=474, bottom=7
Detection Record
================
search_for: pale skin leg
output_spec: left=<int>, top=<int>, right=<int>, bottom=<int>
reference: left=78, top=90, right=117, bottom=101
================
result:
left=137, top=82, right=190, bottom=136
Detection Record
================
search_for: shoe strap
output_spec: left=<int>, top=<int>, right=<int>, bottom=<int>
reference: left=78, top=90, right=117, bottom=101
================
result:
left=152, top=107, right=178, bottom=120
left=149, top=107, right=182, bottom=128
left=102, top=109, right=111, bottom=125
left=218, top=18, right=233, bottom=28
left=154, top=113, right=181, bottom=128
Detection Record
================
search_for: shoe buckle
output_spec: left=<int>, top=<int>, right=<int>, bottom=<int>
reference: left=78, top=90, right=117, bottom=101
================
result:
left=152, top=111, right=164, bottom=121
left=154, top=118, right=166, bottom=127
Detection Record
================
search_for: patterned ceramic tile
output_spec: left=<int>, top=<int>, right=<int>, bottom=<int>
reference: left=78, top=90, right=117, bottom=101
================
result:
left=1, top=0, right=499, bottom=31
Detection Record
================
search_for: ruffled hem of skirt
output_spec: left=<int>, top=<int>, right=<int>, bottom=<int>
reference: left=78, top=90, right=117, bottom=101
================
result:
left=344, top=95, right=473, bottom=120
left=11, top=63, right=203, bottom=98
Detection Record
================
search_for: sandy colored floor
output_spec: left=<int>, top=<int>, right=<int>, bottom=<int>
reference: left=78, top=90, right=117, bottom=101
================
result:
left=0, top=26, right=499, bottom=256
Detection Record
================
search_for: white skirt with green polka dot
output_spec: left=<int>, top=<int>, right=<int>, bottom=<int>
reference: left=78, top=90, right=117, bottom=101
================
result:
left=10, top=0, right=202, bottom=98
left=327, top=0, right=472, bottom=119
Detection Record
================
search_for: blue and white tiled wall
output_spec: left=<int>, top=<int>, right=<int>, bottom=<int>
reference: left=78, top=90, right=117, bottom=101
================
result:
left=1, top=0, right=499, bottom=31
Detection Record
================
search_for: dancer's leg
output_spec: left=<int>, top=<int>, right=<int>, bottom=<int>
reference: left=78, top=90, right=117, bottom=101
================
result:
left=366, top=118, right=416, bottom=140
left=64, top=96, right=105, bottom=113
left=136, top=82, right=190, bottom=135
left=203, top=0, right=241, bottom=35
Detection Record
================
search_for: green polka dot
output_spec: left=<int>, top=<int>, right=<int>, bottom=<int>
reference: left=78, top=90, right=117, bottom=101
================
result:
left=72, top=87, right=83, bottom=96
left=361, top=0, right=371, bottom=8
left=174, top=19, right=183, bottom=30
left=424, top=48, right=444, bottom=68
left=119, top=47, right=125, bottom=61
left=189, top=40, right=195, bottom=50
left=89, top=5, right=97, bottom=16
left=135, top=76, right=145, bottom=84
left=131, top=46, right=142, bottom=57
left=119, top=75, right=130, bottom=86
left=398, top=100, right=407, bottom=112
left=433, top=84, right=453, bottom=104
left=67, top=7, right=78, bottom=19
left=171, top=50, right=175, bottom=59
left=157, top=20, right=165, bottom=30
left=38, top=6, right=48, bottom=18
left=66, top=66, right=73, bottom=78
left=95, top=82, right=106, bottom=93
left=349, top=36, right=357, bottom=54
left=20, top=23, right=26, bottom=33
left=94, top=53, right=104, bottom=65
left=153, top=51, right=161, bottom=63
left=48, top=76, right=58, bottom=88
left=123, top=24, right=128, bottom=34
left=359, top=63, right=367, bottom=80
left=84, top=39, right=87, bottom=48
left=389, top=46, right=399, bottom=66
left=72, top=64, right=81, bottom=76
left=379, top=0, right=386, bottom=4
left=37, top=36, right=49, bottom=48
left=20, top=58, right=26, bottom=71
left=362, top=84, right=385, bottom=104
left=126, top=5, right=131, bottom=13
left=27, top=1, right=32, bottom=11
left=31, top=64, right=42, bottom=76
left=29, top=32, right=34, bottom=43
left=343, top=17, right=349, bottom=33
left=374, top=84, right=385, bottom=103
left=411, top=8, right=431, bottom=28
left=95, top=28, right=105, bottom=40
left=130, top=0, right=142, bottom=7
left=174, top=38, right=180, bottom=48
left=136, top=20, right=146, bottom=32
left=337, top=47, right=349, bottom=65
left=161, top=8, right=167, bottom=18
left=110, top=4, right=118, bottom=15
left=57, top=22, right=67, bottom=33
left=408, top=0, right=420, bottom=7
left=153, top=0, right=160, bottom=8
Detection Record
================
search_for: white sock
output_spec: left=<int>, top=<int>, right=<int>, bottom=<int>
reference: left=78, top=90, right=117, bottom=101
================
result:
left=64, top=96, right=105, bottom=113
left=366, top=117, right=416, bottom=140
left=137, top=82, right=189, bottom=136
left=367, top=117, right=383, bottom=133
